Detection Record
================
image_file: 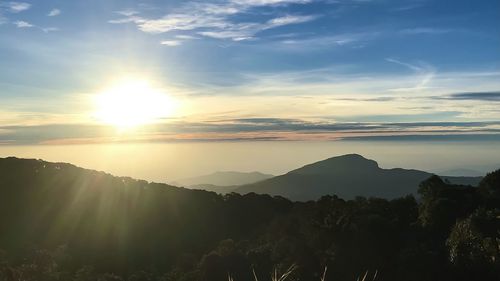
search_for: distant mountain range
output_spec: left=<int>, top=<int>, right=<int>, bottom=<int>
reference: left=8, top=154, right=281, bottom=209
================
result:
left=176, top=171, right=273, bottom=188
left=0, top=155, right=484, bottom=202
left=438, top=168, right=485, bottom=177
left=233, top=154, right=483, bottom=201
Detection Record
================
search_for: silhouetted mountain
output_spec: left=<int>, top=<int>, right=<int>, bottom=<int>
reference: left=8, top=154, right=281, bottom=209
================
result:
left=234, top=154, right=482, bottom=201
left=177, top=171, right=273, bottom=187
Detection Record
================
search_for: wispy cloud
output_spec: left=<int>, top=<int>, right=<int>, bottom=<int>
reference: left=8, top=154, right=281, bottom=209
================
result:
left=1, top=1, right=31, bottom=13
left=0, top=1, right=30, bottom=23
left=390, top=2, right=425, bottom=12
left=160, top=40, right=183, bottom=47
left=137, top=14, right=230, bottom=34
left=277, top=32, right=373, bottom=50
left=108, top=16, right=143, bottom=24
left=175, top=34, right=199, bottom=40
left=230, top=0, right=313, bottom=6
left=400, top=27, right=452, bottom=35
left=159, top=34, right=200, bottom=46
left=12, top=19, right=59, bottom=32
left=47, top=8, right=61, bottom=17
left=115, top=9, right=139, bottom=17
left=385, top=58, right=424, bottom=72
left=197, top=14, right=319, bottom=41
left=385, top=58, right=436, bottom=92
left=13, top=20, right=32, bottom=28
left=109, top=0, right=319, bottom=41
left=266, top=14, right=318, bottom=28
left=41, top=27, right=59, bottom=33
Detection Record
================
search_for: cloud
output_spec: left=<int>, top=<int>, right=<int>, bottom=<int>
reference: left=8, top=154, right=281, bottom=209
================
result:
left=439, top=92, right=500, bottom=102
left=41, top=27, right=59, bottom=33
left=13, top=20, right=32, bottom=28
left=109, top=0, right=318, bottom=41
left=115, top=9, right=139, bottom=17
left=385, top=58, right=436, bottom=91
left=385, top=58, right=424, bottom=72
left=137, top=13, right=228, bottom=34
left=11, top=20, right=58, bottom=32
left=3, top=119, right=500, bottom=144
left=1, top=1, right=31, bottom=13
left=175, top=34, right=199, bottom=40
left=197, top=15, right=318, bottom=40
left=400, top=27, right=452, bottom=35
left=390, top=3, right=424, bottom=12
left=199, top=30, right=255, bottom=41
left=47, top=8, right=61, bottom=17
left=108, top=16, right=144, bottom=24
left=266, top=14, right=319, bottom=28
left=342, top=134, right=500, bottom=142
left=160, top=40, right=183, bottom=46
left=334, top=96, right=398, bottom=102
left=13, top=20, right=59, bottom=33
left=136, top=13, right=317, bottom=40
left=230, top=0, right=313, bottom=7
left=278, top=32, right=372, bottom=49
left=160, top=35, right=199, bottom=46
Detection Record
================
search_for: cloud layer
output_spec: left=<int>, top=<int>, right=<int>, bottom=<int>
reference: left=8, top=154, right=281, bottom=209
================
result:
left=442, top=92, right=500, bottom=101
left=2, top=118, right=500, bottom=145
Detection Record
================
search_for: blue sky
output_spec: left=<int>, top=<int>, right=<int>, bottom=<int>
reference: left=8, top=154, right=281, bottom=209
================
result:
left=0, top=0, right=499, bottom=144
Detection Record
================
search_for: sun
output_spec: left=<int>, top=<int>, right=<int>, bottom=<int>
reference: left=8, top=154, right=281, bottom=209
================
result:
left=94, top=79, right=176, bottom=129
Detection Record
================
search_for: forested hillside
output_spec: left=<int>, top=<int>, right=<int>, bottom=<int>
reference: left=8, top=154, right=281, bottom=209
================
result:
left=0, top=157, right=499, bottom=281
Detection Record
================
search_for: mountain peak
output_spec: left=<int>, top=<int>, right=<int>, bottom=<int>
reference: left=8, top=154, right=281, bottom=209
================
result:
left=328, top=153, right=371, bottom=161
left=289, top=154, right=379, bottom=175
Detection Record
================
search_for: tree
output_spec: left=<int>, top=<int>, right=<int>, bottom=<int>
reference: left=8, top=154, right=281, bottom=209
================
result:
left=479, top=170, right=500, bottom=207
left=418, top=176, right=480, bottom=237
left=446, top=209, right=500, bottom=280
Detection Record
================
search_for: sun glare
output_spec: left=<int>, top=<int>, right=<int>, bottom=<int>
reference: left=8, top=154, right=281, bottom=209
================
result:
left=94, top=79, right=176, bottom=129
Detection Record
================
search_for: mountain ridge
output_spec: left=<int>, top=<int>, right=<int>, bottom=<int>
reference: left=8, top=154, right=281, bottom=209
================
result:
left=234, top=154, right=482, bottom=201
left=176, top=171, right=274, bottom=187
left=0, top=155, right=484, bottom=201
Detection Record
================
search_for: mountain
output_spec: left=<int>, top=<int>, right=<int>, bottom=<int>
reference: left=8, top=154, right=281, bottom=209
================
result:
left=439, top=168, right=485, bottom=177
left=234, top=154, right=482, bottom=201
left=177, top=171, right=273, bottom=187
left=188, top=183, right=239, bottom=194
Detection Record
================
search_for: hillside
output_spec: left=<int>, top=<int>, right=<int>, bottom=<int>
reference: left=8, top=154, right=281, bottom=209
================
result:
left=235, top=154, right=482, bottom=201
left=0, top=157, right=291, bottom=274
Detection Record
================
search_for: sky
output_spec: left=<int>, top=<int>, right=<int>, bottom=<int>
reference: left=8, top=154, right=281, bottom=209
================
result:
left=0, top=0, right=499, bottom=150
